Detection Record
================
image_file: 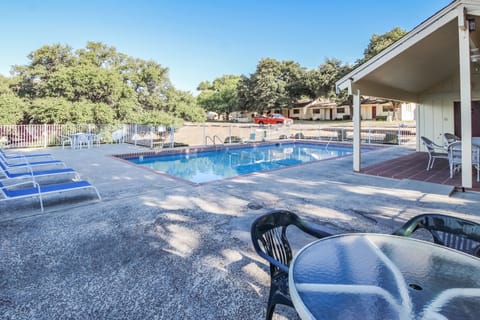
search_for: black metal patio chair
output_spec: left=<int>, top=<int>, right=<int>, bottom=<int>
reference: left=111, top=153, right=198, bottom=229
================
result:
left=393, top=213, right=480, bottom=257
left=251, top=209, right=332, bottom=320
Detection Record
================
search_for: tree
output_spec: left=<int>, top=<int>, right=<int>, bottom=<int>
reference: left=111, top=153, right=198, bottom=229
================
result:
left=8, top=41, right=199, bottom=125
left=305, top=58, right=351, bottom=101
left=356, top=27, right=407, bottom=66
left=122, top=57, right=171, bottom=112
left=45, top=64, right=124, bottom=104
left=166, top=88, right=206, bottom=122
left=76, top=41, right=125, bottom=69
left=354, top=27, right=408, bottom=117
left=11, top=44, right=76, bottom=99
left=0, top=76, right=25, bottom=124
left=28, top=97, right=75, bottom=124
left=197, top=75, right=241, bottom=119
left=237, top=58, right=307, bottom=113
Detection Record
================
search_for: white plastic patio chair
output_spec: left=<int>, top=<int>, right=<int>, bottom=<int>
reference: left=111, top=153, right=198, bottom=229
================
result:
left=112, top=129, right=124, bottom=144
left=60, top=135, right=73, bottom=149
left=92, top=133, right=102, bottom=147
left=76, top=133, right=92, bottom=149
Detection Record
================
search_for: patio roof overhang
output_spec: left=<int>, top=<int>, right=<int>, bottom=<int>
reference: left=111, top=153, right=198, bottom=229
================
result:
left=337, top=4, right=468, bottom=102
left=336, top=0, right=480, bottom=188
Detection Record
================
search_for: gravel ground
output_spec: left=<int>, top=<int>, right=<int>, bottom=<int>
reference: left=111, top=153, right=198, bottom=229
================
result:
left=1, top=143, right=479, bottom=319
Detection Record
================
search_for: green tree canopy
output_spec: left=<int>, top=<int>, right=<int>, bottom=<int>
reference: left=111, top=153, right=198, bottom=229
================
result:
left=356, top=27, right=407, bottom=66
left=197, top=75, right=241, bottom=118
left=305, top=58, right=351, bottom=102
left=0, top=75, right=26, bottom=124
left=8, top=41, right=199, bottom=125
left=237, top=58, right=307, bottom=113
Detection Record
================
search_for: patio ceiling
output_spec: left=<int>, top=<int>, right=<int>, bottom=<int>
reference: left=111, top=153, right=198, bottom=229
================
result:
left=336, top=1, right=480, bottom=188
left=361, top=20, right=458, bottom=98
left=337, top=1, right=480, bottom=103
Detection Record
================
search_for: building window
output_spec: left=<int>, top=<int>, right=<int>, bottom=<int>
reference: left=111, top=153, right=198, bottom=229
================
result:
left=382, top=105, right=394, bottom=112
left=293, top=109, right=300, bottom=114
left=337, top=108, right=345, bottom=113
left=313, top=109, right=320, bottom=114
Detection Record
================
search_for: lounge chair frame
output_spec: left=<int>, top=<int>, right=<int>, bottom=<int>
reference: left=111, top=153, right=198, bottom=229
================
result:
left=0, top=180, right=101, bottom=212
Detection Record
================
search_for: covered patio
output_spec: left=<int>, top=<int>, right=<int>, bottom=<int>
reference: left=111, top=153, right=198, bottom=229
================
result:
left=360, top=151, right=480, bottom=192
left=337, top=0, right=480, bottom=189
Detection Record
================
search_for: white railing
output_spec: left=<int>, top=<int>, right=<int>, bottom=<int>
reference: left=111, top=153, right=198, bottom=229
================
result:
left=0, top=122, right=416, bottom=149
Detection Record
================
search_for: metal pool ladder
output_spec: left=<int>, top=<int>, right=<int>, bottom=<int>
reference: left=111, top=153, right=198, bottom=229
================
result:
left=205, top=135, right=223, bottom=145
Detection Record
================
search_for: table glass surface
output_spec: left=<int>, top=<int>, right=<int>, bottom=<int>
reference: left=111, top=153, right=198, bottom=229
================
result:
left=289, top=233, right=480, bottom=320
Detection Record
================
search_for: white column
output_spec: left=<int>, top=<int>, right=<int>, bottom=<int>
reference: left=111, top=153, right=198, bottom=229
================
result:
left=353, top=89, right=361, bottom=172
left=458, top=7, right=473, bottom=188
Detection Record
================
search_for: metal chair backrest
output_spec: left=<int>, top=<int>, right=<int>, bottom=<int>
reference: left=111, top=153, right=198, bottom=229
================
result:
left=394, top=213, right=480, bottom=257
left=251, top=210, right=331, bottom=276
left=251, top=210, right=333, bottom=320
left=448, top=141, right=462, bottom=165
left=473, top=144, right=480, bottom=166
left=444, top=133, right=461, bottom=146
left=420, top=136, right=445, bottom=152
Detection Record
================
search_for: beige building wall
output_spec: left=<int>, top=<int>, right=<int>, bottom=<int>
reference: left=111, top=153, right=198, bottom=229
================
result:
left=417, top=72, right=480, bottom=152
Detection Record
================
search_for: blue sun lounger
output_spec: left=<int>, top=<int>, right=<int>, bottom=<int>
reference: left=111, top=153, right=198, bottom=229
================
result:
left=0, top=180, right=101, bottom=212
left=0, top=165, right=79, bottom=181
left=0, top=148, right=54, bottom=160
left=0, top=154, right=66, bottom=169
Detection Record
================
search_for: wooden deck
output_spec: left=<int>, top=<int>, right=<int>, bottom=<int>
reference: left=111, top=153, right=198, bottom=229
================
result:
left=360, top=151, right=480, bottom=192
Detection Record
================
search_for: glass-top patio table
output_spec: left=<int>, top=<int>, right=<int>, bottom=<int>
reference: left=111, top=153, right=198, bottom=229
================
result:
left=289, top=233, right=480, bottom=320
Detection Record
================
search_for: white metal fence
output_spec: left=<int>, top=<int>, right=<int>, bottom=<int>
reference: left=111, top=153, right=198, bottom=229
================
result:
left=0, top=122, right=416, bottom=149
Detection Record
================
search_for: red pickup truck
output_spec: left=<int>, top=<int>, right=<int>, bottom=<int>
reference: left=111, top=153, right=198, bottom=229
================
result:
left=253, top=114, right=293, bottom=125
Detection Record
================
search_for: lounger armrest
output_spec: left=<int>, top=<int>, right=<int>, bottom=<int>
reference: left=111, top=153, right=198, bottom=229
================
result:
left=1, top=151, right=22, bottom=157
left=1, top=155, right=29, bottom=166
left=1, top=179, right=38, bottom=190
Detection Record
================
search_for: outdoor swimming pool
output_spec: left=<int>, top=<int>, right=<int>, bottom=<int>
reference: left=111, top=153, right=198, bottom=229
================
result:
left=121, top=142, right=366, bottom=184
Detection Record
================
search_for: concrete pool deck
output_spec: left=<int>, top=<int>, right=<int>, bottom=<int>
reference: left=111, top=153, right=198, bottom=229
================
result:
left=1, top=143, right=479, bottom=319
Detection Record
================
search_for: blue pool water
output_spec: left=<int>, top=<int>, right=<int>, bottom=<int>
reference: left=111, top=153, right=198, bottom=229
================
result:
left=127, top=143, right=358, bottom=184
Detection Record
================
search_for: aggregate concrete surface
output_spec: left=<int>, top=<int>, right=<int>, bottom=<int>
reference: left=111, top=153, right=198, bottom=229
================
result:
left=1, top=143, right=479, bottom=319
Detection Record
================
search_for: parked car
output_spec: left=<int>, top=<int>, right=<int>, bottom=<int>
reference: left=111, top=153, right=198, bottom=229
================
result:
left=253, top=114, right=293, bottom=125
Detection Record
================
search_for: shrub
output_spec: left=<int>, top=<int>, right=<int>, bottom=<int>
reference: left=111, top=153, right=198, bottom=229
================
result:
left=383, top=132, right=398, bottom=144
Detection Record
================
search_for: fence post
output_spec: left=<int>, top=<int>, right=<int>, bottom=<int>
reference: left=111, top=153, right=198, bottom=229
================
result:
left=397, top=124, right=401, bottom=145
left=134, top=124, right=138, bottom=146
left=150, top=126, right=154, bottom=148
left=338, top=128, right=345, bottom=142
left=170, top=125, right=175, bottom=148
left=368, top=127, right=371, bottom=144
left=202, top=124, right=206, bottom=145
left=44, top=124, right=47, bottom=148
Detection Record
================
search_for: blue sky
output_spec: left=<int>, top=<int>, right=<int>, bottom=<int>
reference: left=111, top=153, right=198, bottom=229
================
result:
left=0, top=0, right=452, bottom=94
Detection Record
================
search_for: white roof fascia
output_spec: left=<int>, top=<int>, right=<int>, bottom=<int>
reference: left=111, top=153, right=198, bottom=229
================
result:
left=336, top=1, right=460, bottom=91
left=337, top=78, right=351, bottom=94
